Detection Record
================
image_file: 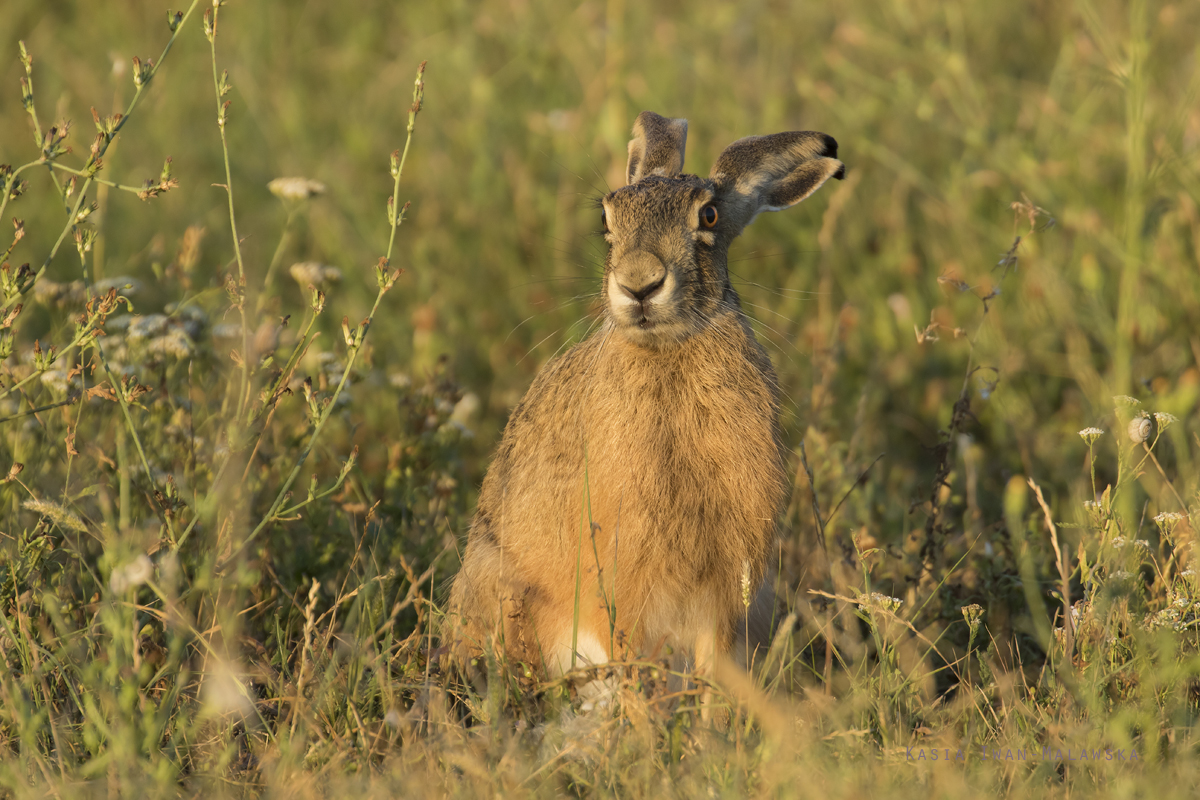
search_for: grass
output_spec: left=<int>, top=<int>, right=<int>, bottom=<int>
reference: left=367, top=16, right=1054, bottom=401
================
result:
left=0, top=0, right=1199, bottom=796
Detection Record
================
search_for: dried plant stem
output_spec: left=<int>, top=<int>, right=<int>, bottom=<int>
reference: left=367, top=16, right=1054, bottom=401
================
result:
left=234, top=285, right=388, bottom=557
left=239, top=315, right=320, bottom=482
left=1, top=0, right=201, bottom=311
left=231, top=63, right=424, bottom=559
left=95, top=339, right=179, bottom=543
left=258, top=207, right=297, bottom=305
left=0, top=160, right=39, bottom=225
left=799, top=440, right=827, bottom=552
left=207, top=3, right=253, bottom=419
left=0, top=396, right=77, bottom=424
left=385, top=61, right=426, bottom=264
left=47, top=163, right=155, bottom=196
left=1028, top=478, right=1072, bottom=660
left=1142, top=443, right=1189, bottom=511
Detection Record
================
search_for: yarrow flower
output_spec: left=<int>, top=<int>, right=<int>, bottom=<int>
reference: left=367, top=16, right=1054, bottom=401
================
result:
left=148, top=328, right=194, bottom=359
left=866, top=592, right=903, bottom=613
left=1154, top=512, right=1186, bottom=538
left=960, top=603, right=984, bottom=633
left=267, top=176, right=326, bottom=201
left=289, top=261, right=342, bottom=286
left=1153, top=412, right=1178, bottom=431
left=1078, top=427, right=1104, bottom=445
left=1113, top=395, right=1141, bottom=408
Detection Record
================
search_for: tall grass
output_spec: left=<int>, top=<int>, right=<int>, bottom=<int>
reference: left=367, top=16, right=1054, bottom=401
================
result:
left=0, top=0, right=1198, bottom=796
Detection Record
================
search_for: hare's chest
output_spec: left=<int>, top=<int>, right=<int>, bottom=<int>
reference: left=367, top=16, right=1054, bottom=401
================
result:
left=582, top=373, right=783, bottom=535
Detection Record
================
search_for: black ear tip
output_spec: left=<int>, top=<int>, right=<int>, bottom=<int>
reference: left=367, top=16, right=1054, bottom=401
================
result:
left=833, top=163, right=846, bottom=180
left=822, top=134, right=839, bottom=158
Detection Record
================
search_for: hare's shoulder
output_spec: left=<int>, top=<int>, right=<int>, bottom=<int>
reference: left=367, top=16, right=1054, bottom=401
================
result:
left=503, top=334, right=603, bottom=432
left=478, top=335, right=601, bottom=491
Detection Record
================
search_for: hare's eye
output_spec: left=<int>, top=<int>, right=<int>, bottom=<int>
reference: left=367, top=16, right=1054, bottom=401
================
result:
left=600, top=208, right=608, bottom=232
left=700, top=204, right=718, bottom=228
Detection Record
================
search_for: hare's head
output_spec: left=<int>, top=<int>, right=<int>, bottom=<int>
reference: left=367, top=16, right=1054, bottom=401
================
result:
left=599, top=111, right=845, bottom=348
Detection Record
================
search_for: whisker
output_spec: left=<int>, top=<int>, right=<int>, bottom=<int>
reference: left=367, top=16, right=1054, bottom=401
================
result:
left=539, top=148, right=607, bottom=198
left=503, top=292, right=601, bottom=343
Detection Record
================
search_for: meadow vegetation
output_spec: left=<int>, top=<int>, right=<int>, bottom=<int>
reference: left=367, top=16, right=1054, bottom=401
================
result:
left=1, top=0, right=1199, bottom=796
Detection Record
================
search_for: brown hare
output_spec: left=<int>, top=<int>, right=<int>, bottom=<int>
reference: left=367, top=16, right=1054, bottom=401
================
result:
left=448, top=111, right=844, bottom=693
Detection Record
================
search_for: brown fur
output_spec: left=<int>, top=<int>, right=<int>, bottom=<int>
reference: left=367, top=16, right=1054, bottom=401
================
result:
left=448, top=111, right=844, bottom=679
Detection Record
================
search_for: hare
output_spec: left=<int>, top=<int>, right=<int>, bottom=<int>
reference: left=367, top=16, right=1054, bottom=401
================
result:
left=448, top=111, right=844, bottom=691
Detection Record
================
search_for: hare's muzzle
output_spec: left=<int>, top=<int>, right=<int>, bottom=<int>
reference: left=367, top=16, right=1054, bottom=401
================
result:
left=609, top=249, right=670, bottom=326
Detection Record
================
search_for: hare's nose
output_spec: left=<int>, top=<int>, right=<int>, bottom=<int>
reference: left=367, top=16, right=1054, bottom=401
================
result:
left=616, top=250, right=667, bottom=303
left=619, top=274, right=665, bottom=303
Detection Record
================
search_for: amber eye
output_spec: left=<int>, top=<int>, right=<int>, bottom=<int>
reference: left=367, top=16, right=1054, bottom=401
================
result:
left=700, top=204, right=718, bottom=228
left=600, top=208, right=608, bottom=232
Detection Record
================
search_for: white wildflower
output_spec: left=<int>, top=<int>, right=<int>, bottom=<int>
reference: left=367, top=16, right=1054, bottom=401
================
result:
left=268, top=177, right=326, bottom=201
left=1153, top=412, right=1178, bottom=431
left=1078, top=427, right=1104, bottom=445
left=203, top=658, right=255, bottom=717
left=289, top=261, right=342, bottom=286
left=212, top=322, right=244, bottom=340
left=1111, top=535, right=1128, bottom=548
left=1146, top=608, right=1182, bottom=631
left=1082, top=500, right=1101, bottom=512
left=109, top=554, right=152, bottom=594
left=148, top=329, right=194, bottom=359
left=33, top=279, right=87, bottom=307
left=126, top=314, right=170, bottom=341
left=1154, top=512, right=1186, bottom=538
left=316, top=351, right=345, bottom=379
left=867, top=592, right=903, bottom=613
left=1113, top=395, right=1141, bottom=408
left=40, top=369, right=71, bottom=395
left=960, top=603, right=984, bottom=633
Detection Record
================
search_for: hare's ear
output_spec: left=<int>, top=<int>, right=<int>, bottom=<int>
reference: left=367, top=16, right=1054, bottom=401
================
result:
left=709, top=131, right=844, bottom=233
left=626, top=111, right=688, bottom=185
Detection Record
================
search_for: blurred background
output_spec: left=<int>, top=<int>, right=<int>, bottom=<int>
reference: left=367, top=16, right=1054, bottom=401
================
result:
left=2, top=0, right=1198, bottom=610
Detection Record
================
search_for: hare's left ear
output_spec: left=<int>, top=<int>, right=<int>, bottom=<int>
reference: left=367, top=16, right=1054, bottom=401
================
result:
left=709, top=131, right=845, bottom=234
left=626, top=111, right=688, bottom=185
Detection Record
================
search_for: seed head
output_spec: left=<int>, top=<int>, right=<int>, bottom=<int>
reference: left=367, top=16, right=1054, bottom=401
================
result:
left=23, top=498, right=87, bottom=533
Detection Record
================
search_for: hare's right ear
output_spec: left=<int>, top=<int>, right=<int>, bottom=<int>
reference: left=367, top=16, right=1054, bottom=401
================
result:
left=626, top=111, right=688, bottom=185
left=709, top=131, right=845, bottom=235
